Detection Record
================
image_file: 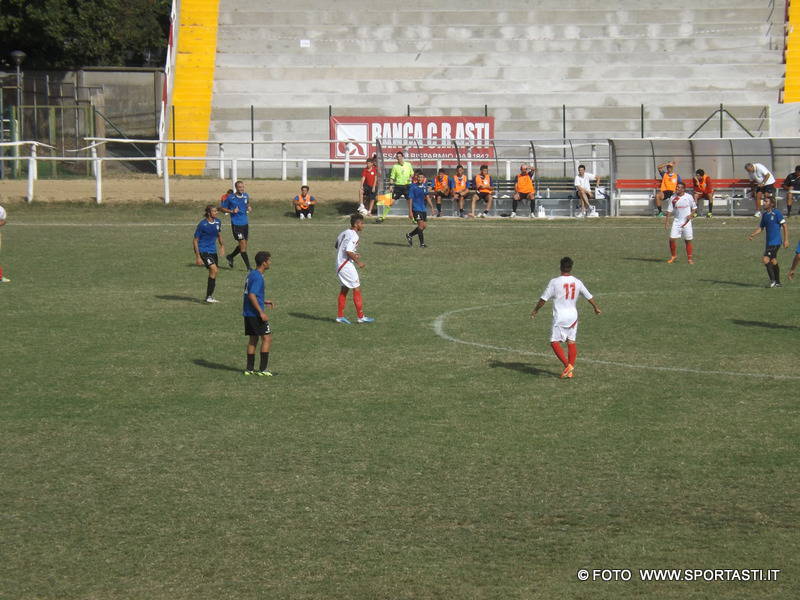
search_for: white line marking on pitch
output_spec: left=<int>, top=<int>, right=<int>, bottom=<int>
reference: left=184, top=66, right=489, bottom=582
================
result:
left=432, top=301, right=800, bottom=380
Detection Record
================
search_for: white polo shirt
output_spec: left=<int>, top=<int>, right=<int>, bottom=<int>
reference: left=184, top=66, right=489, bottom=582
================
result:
left=574, top=173, right=595, bottom=190
left=749, top=163, right=775, bottom=186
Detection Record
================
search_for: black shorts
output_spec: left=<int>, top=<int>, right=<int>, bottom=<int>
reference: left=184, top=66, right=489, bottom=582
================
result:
left=478, top=191, right=492, bottom=202
left=362, top=185, right=376, bottom=202
left=232, top=224, right=249, bottom=241
left=757, top=184, right=776, bottom=195
left=200, top=252, right=218, bottom=268
left=454, top=189, right=474, bottom=199
left=433, top=190, right=451, bottom=199
left=413, top=210, right=427, bottom=222
left=516, top=191, right=535, bottom=199
left=764, top=245, right=780, bottom=260
left=244, top=316, right=271, bottom=336
left=661, top=190, right=674, bottom=200
left=393, top=185, right=410, bottom=200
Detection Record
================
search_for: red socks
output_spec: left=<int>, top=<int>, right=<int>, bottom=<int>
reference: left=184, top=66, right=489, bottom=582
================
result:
left=551, top=342, right=568, bottom=367
left=686, top=241, right=693, bottom=260
left=551, top=342, right=577, bottom=367
left=669, top=239, right=677, bottom=257
left=353, top=288, right=364, bottom=319
left=339, top=288, right=365, bottom=318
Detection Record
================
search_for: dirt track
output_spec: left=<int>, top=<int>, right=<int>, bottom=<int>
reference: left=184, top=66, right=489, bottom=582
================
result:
left=0, top=177, right=359, bottom=205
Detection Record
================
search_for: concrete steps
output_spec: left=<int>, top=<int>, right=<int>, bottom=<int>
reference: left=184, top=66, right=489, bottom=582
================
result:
left=198, top=0, right=783, bottom=176
left=214, top=46, right=777, bottom=69
left=218, top=22, right=771, bottom=39
left=221, top=7, right=767, bottom=26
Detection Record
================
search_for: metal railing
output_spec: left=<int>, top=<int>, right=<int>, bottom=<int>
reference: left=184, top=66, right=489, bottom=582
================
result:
left=1, top=136, right=613, bottom=205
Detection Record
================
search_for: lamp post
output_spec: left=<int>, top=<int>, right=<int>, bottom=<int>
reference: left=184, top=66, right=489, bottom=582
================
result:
left=10, top=50, right=26, bottom=112
left=9, top=51, right=26, bottom=179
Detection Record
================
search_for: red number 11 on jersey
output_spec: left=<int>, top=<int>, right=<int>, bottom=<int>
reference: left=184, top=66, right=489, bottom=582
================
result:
left=563, top=282, right=576, bottom=299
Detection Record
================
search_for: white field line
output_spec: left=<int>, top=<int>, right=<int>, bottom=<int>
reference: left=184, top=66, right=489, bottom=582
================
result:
left=432, top=299, right=800, bottom=381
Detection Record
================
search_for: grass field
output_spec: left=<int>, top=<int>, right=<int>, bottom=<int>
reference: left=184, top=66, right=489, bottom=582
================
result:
left=2, top=201, right=798, bottom=599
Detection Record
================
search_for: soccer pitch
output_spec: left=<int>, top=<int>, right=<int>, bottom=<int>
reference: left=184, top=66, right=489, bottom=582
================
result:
left=2, top=202, right=798, bottom=599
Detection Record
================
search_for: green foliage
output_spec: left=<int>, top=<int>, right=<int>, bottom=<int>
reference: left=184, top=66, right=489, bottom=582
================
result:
left=0, top=0, right=171, bottom=69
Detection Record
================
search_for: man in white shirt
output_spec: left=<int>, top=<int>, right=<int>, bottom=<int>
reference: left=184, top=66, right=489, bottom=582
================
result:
left=0, top=204, right=8, bottom=283
left=745, top=162, right=776, bottom=217
left=574, top=164, right=600, bottom=217
left=530, top=257, right=601, bottom=379
left=334, top=214, right=374, bottom=324
left=665, top=181, right=697, bottom=264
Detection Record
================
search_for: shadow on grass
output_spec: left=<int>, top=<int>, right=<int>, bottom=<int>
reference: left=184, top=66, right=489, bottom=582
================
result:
left=192, top=359, right=241, bottom=372
left=289, top=312, right=333, bottom=322
left=622, top=257, right=664, bottom=263
left=702, top=279, right=762, bottom=288
left=730, top=319, right=800, bottom=331
left=373, top=241, right=410, bottom=247
left=155, top=294, right=205, bottom=304
left=488, top=360, right=558, bottom=378
left=333, top=201, right=358, bottom=215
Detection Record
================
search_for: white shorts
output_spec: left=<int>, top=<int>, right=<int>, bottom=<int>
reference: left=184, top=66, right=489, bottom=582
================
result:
left=670, top=221, right=693, bottom=240
left=337, top=262, right=360, bottom=289
left=551, top=321, right=578, bottom=343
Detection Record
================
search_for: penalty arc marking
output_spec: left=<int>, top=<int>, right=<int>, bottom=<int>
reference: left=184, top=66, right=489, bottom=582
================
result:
left=432, top=301, right=800, bottom=381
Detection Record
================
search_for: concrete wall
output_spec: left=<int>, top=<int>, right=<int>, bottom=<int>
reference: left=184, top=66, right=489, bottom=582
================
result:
left=207, top=0, right=785, bottom=176
left=80, top=69, right=162, bottom=138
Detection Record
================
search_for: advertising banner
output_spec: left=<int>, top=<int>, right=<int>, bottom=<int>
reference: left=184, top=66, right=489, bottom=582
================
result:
left=330, top=116, right=495, bottom=161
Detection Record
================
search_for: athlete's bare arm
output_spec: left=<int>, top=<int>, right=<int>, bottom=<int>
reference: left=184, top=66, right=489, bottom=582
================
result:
left=530, top=298, right=547, bottom=318
left=788, top=254, right=800, bottom=280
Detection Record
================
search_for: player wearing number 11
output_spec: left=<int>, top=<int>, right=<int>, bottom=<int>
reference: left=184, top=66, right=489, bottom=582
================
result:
left=530, top=257, right=601, bottom=378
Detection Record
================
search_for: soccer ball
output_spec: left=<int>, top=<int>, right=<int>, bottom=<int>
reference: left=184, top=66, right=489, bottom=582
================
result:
left=357, top=204, right=369, bottom=217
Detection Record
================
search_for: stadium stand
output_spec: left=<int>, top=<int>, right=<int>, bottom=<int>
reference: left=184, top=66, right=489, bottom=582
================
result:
left=170, top=0, right=221, bottom=175
left=783, top=0, right=800, bottom=101
left=165, top=0, right=790, bottom=175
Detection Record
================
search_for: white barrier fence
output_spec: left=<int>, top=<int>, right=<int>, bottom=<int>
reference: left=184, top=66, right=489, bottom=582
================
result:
left=0, top=138, right=609, bottom=205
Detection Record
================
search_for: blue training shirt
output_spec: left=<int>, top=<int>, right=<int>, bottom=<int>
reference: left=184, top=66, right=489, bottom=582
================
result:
left=760, top=209, right=785, bottom=246
left=222, top=193, right=250, bottom=226
left=194, top=218, right=221, bottom=253
left=409, top=182, right=429, bottom=212
left=242, top=269, right=265, bottom=317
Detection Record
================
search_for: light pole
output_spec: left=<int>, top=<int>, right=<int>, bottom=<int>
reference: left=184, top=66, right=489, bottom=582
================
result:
left=10, top=50, right=26, bottom=112
left=9, top=51, right=26, bottom=179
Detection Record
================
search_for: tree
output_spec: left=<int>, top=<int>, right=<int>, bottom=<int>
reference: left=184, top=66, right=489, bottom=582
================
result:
left=0, top=0, right=171, bottom=69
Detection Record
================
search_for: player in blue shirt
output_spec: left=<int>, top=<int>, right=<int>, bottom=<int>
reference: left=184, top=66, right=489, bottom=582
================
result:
left=219, top=180, right=252, bottom=270
left=242, top=251, right=275, bottom=376
left=747, top=197, right=789, bottom=287
left=193, top=205, right=226, bottom=303
left=405, top=170, right=431, bottom=248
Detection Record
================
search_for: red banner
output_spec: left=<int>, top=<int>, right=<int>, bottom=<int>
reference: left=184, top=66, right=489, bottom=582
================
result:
left=330, top=116, right=495, bottom=161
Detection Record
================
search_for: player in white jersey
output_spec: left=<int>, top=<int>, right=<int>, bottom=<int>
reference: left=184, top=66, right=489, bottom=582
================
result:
left=530, top=257, right=601, bottom=378
left=334, top=214, right=374, bottom=324
left=745, top=162, right=776, bottom=217
left=665, top=181, right=697, bottom=264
